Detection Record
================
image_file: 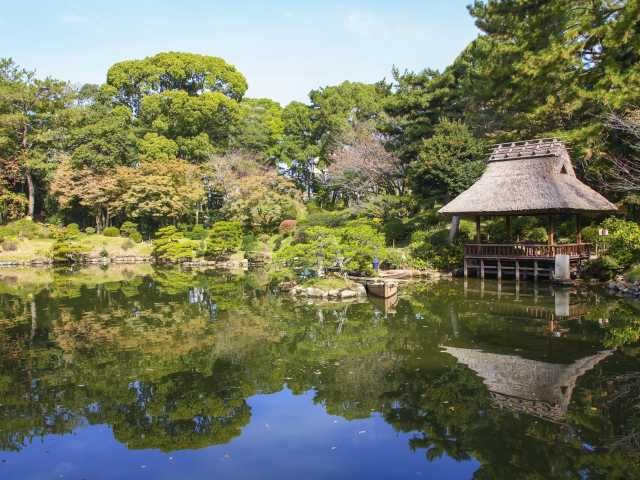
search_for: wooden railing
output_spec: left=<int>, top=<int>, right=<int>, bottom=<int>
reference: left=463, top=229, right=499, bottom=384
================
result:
left=464, top=243, right=592, bottom=259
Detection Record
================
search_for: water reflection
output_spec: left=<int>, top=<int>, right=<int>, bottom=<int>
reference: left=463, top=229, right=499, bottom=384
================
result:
left=0, top=266, right=639, bottom=478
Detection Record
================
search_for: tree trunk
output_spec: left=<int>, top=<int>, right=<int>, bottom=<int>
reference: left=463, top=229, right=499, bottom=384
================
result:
left=448, top=216, right=460, bottom=244
left=25, top=169, right=35, bottom=218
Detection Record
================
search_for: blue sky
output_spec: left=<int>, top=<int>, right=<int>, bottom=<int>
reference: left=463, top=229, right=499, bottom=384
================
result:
left=1, top=1, right=479, bottom=104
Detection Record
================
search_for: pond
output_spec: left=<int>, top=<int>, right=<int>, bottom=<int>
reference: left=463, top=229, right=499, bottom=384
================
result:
left=0, top=265, right=639, bottom=479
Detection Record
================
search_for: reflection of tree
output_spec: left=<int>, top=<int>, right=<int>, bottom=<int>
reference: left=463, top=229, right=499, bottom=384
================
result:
left=111, top=360, right=252, bottom=451
left=1, top=270, right=640, bottom=478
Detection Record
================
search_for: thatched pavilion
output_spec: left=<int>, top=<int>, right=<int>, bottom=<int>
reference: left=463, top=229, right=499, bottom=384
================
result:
left=439, top=138, right=617, bottom=279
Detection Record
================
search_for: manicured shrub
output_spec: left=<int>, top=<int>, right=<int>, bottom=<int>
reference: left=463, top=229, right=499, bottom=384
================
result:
left=205, top=221, right=243, bottom=259
left=52, top=234, right=89, bottom=263
left=102, top=226, right=120, bottom=237
left=185, top=224, right=207, bottom=240
left=84, top=227, right=96, bottom=234
left=130, top=231, right=143, bottom=243
left=65, top=223, right=81, bottom=236
left=120, top=221, right=139, bottom=238
left=152, top=226, right=199, bottom=262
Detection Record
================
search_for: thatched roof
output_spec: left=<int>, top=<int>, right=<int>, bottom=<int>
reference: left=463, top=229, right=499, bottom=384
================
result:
left=442, top=346, right=612, bottom=422
left=439, top=138, right=618, bottom=217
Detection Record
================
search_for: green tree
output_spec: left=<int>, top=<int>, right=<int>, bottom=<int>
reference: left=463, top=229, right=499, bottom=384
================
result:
left=106, top=52, right=247, bottom=113
left=409, top=119, right=486, bottom=203
left=278, top=101, right=320, bottom=200
left=232, top=98, right=284, bottom=160
left=0, top=58, right=72, bottom=218
left=309, top=81, right=389, bottom=159
left=65, top=89, right=138, bottom=170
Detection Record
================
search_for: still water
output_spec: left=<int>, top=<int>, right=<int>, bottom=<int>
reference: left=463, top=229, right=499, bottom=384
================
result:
left=1, top=265, right=639, bottom=479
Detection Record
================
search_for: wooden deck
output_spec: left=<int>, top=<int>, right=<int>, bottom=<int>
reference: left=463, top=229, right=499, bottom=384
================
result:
left=463, top=243, right=592, bottom=279
left=464, top=243, right=592, bottom=260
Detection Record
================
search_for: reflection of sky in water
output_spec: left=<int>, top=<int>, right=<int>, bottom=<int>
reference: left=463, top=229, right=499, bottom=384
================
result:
left=1, top=390, right=479, bottom=480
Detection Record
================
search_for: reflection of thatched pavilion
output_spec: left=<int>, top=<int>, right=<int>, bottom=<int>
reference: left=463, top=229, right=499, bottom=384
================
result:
left=439, top=139, right=617, bottom=279
left=443, top=346, right=612, bottom=422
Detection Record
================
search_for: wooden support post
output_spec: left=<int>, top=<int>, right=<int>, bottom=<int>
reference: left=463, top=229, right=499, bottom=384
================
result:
left=547, top=215, right=555, bottom=245
left=515, top=260, right=520, bottom=280
left=463, top=258, right=468, bottom=278
left=505, top=216, right=512, bottom=242
left=534, top=260, right=539, bottom=280
left=497, top=259, right=502, bottom=279
left=475, top=216, right=481, bottom=243
left=576, top=214, right=581, bottom=244
left=480, top=259, right=485, bottom=279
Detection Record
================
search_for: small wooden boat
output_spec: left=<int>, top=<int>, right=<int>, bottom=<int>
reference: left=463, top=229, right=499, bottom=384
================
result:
left=365, top=280, right=398, bottom=298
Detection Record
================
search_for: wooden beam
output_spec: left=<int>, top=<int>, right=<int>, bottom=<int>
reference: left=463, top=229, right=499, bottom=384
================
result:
left=475, top=216, right=481, bottom=243
left=576, top=214, right=581, bottom=243
left=547, top=215, right=555, bottom=245
left=505, top=216, right=512, bottom=242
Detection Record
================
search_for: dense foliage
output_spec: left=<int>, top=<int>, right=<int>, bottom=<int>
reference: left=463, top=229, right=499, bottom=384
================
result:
left=1, top=1, right=639, bottom=271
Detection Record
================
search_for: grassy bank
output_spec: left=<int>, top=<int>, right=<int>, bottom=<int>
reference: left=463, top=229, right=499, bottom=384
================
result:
left=0, top=220, right=152, bottom=264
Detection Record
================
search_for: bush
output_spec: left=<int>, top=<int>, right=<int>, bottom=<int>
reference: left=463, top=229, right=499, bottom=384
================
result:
left=583, top=255, right=620, bottom=280
left=279, top=219, right=297, bottom=235
left=409, top=227, right=466, bottom=270
left=120, top=221, right=138, bottom=238
left=303, top=210, right=352, bottom=228
left=0, top=218, right=48, bottom=240
left=52, top=234, right=89, bottom=263
left=65, top=223, right=81, bottom=236
left=183, top=224, right=207, bottom=240
left=130, top=231, right=143, bottom=243
left=152, top=226, right=199, bottom=262
left=84, top=227, right=96, bottom=235
left=274, top=221, right=386, bottom=275
left=102, top=226, right=120, bottom=237
left=205, top=221, right=243, bottom=259
left=383, top=218, right=412, bottom=245
left=1, top=240, right=18, bottom=252
left=598, top=217, right=640, bottom=268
